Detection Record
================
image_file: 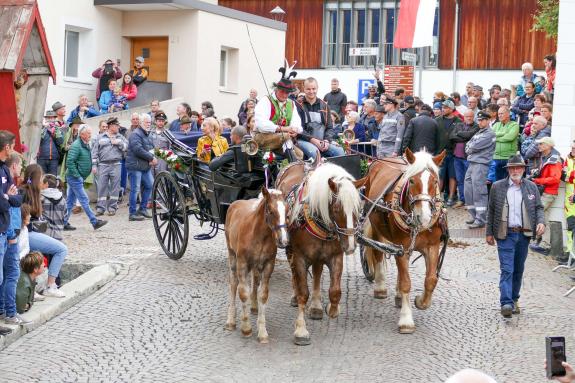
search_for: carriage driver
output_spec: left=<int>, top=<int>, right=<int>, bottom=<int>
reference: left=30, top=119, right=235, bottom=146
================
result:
left=253, top=62, right=303, bottom=162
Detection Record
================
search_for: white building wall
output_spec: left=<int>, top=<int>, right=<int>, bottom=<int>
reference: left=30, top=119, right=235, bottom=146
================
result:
left=37, top=0, right=122, bottom=111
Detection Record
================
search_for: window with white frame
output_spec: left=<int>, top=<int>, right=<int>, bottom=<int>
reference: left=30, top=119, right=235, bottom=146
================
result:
left=220, top=47, right=239, bottom=92
left=220, top=49, right=228, bottom=88
left=323, top=1, right=439, bottom=69
left=63, top=25, right=94, bottom=83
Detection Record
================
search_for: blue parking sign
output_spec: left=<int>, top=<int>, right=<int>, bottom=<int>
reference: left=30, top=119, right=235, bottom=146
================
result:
left=358, top=79, right=375, bottom=105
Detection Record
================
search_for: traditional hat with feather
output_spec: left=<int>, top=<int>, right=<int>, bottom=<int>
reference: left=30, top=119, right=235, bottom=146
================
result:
left=273, top=59, right=298, bottom=92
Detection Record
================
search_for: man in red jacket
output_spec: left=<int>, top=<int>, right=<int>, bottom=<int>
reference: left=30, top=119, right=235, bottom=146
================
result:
left=529, top=136, right=562, bottom=254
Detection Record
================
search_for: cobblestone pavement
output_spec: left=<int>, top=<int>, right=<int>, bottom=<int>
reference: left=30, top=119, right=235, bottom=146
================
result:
left=0, top=203, right=573, bottom=383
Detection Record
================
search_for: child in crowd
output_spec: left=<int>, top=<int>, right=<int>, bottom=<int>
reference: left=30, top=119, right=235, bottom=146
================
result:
left=40, top=174, right=66, bottom=241
left=109, top=87, right=128, bottom=113
left=16, top=252, right=45, bottom=314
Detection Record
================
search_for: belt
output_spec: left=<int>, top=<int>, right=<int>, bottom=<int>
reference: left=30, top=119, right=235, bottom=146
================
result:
left=508, top=226, right=527, bottom=233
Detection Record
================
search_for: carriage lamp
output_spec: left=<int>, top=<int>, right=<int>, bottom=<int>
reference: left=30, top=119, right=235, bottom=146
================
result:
left=270, top=6, right=286, bottom=22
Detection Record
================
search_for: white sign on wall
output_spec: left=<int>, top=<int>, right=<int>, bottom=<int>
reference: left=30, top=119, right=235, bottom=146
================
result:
left=401, top=51, right=417, bottom=63
left=349, top=47, right=379, bottom=56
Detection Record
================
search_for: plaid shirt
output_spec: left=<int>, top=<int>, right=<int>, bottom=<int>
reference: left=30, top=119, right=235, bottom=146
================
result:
left=41, top=189, right=66, bottom=241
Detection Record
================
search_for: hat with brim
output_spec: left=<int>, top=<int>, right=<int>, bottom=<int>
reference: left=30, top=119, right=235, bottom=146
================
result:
left=52, top=101, right=65, bottom=112
left=273, top=79, right=296, bottom=92
left=375, top=105, right=385, bottom=113
left=477, top=111, right=491, bottom=120
left=382, top=96, right=398, bottom=105
left=69, top=115, right=84, bottom=127
left=135, top=56, right=144, bottom=63
left=442, top=99, right=455, bottom=109
left=155, top=111, right=167, bottom=121
left=180, top=116, right=192, bottom=125
left=44, top=110, right=57, bottom=118
left=106, top=116, right=120, bottom=126
left=504, top=153, right=526, bottom=168
left=536, top=136, right=555, bottom=146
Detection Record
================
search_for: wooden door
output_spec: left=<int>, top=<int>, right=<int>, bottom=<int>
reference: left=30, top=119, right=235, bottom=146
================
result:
left=130, top=37, right=168, bottom=82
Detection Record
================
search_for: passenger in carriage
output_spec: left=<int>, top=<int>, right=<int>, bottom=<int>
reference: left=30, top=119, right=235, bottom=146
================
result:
left=196, top=117, right=229, bottom=163
left=178, top=116, right=194, bottom=135
left=209, top=125, right=247, bottom=172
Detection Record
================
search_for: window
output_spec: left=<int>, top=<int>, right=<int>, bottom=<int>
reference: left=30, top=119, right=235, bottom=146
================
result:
left=64, top=30, right=79, bottom=78
left=220, top=49, right=227, bottom=88
left=220, top=47, right=239, bottom=92
left=323, top=1, right=439, bottom=69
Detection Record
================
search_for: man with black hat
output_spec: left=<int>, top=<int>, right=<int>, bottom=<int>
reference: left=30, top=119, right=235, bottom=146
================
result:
left=91, top=117, right=128, bottom=216
left=486, top=153, right=545, bottom=318
left=37, top=110, right=65, bottom=176
left=253, top=62, right=302, bottom=162
left=464, top=111, right=496, bottom=228
left=401, top=95, right=417, bottom=126
left=128, top=56, right=148, bottom=87
left=51, top=101, right=67, bottom=135
left=376, top=96, right=405, bottom=158
left=149, top=110, right=171, bottom=176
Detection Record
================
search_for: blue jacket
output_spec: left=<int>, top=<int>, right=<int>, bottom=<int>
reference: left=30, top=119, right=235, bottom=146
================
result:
left=66, top=106, right=100, bottom=124
left=98, top=91, right=113, bottom=113
left=126, top=127, right=154, bottom=172
left=0, top=163, right=22, bottom=233
left=511, top=95, right=535, bottom=127
left=37, top=124, right=64, bottom=161
left=169, top=119, right=181, bottom=133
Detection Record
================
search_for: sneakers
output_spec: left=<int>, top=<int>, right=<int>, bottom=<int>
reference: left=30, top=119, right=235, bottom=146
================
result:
left=43, top=286, right=65, bottom=298
left=0, top=326, right=12, bottom=336
left=93, top=219, right=108, bottom=230
left=95, top=210, right=105, bottom=217
left=468, top=221, right=486, bottom=229
left=501, top=304, right=513, bottom=318
left=63, top=223, right=76, bottom=231
left=129, top=214, right=145, bottom=222
left=5, top=314, right=31, bottom=325
left=529, top=243, right=549, bottom=255
left=446, top=198, right=455, bottom=207
left=453, top=201, right=465, bottom=208
left=34, top=292, right=45, bottom=302
left=138, top=210, right=152, bottom=219
left=107, top=210, right=116, bottom=216
left=512, top=301, right=521, bottom=315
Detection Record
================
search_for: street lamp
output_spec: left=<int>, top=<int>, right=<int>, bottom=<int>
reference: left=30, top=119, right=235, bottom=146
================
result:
left=270, top=6, right=285, bottom=22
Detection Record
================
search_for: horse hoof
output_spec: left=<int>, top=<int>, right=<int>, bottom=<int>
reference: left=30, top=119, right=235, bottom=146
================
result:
left=224, top=323, right=236, bottom=331
left=290, top=296, right=298, bottom=307
left=258, top=336, right=269, bottom=344
left=399, top=325, right=415, bottom=334
left=250, top=307, right=258, bottom=315
left=308, top=307, right=323, bottom=320
left=325, top=303, right=340, bottom=318
left=394, top=296, right=402, bottom=308
left=293, top=336, right=311, bottom=346
left=414, top=295, right=428, bottom=310
left=241, top=328, right=252, bottom=337
left=374, top=289, right=388, bottom=299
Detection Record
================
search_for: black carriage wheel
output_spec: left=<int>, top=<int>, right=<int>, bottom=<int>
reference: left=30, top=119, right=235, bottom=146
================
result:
left=152, top=172, right=189, bottom=260
left=359, top=244, right=375, bottom=282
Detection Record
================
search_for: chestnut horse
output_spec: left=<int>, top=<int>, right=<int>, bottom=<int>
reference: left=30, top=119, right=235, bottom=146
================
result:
left=356, top=149, right=447, bottom=334
left=276, top=162, right=361, bottom=345
left=224, top=187, right=289, bottom=343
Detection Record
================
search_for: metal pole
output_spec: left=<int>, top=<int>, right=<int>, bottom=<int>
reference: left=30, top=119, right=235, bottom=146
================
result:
left=452, top=0, right=459, bottom=92
left=418, top=47, right=423, bottom=98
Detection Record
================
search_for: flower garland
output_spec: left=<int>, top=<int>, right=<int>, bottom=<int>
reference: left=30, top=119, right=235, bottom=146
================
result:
left=151, top=148, right=189, bottom=173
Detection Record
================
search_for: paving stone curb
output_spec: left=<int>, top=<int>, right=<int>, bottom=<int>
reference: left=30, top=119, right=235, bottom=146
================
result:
left=0, top=262, right=122, bottom=351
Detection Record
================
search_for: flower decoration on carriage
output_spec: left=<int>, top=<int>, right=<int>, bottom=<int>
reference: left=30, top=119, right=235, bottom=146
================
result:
left=151, top=148, right=189, bottom=173
left=262, top=150, right=276, bottom=168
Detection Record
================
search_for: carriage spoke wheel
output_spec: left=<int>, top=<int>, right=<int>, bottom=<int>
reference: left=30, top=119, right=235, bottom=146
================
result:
left=359, top=244, right=375, bottom=282
left=152, top=172, right=189, bottom=260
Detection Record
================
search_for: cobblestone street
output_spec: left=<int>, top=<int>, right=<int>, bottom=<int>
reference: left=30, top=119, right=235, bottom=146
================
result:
left=0, top=205, right=573, bottom=382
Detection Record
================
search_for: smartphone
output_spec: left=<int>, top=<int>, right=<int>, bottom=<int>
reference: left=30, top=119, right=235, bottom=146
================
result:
left=546, top=336, right=566, bottom=379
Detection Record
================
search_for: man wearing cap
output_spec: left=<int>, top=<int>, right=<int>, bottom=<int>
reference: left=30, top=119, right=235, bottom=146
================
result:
left=253, top=63, right=303, bottom=162
left=296, top=77, right=344, bottom=160
left=472, top=85, right=486, bottom=109
left=401, top=95, right=417, bottom=127
left=375, top=96, right=405, bottom=158
left=436, top=99, right=462, bottom=206
left=37, top=110, right=65, bottom=176
left=361, top=68, right=385, bottom=105
left=528, top=136, right=562, bottom=254
left=486, top=153, right=545, bottom=318
left=149, top=111, right=171, bottom=176
left=450, top=109, right=479, bottom=208
left=51, top=101, right=67, bottom=134
left=464, top=111, right=496, bottom=228
left=128, top=57, right=148, bottom=87
left=65, top=125, right=108, bottom=230
left=492, top=106, right=520, bottom=181
left=91, top=117, right=128, bottom=216
left=178, top=116, right=194, bottom=135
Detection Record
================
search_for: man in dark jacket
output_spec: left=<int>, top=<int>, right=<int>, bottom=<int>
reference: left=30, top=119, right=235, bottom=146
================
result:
left=126, top=114, right=157, bottom=221
left=65, top=125, right=107, bottom=231
left=486, top=154, right=545, bottom=318
left=400, top=95, right=417, bottom=127
left=0, top=131, right=21, bottom=336
left=449, top=110, right=479, bottom=208
left=401, top=104, right=439, bottom=154
left=323, top=78, right=347, bottom=120
left=37, top=113, right=64, bottom=175
left=436, top=100, right=463, bottom=206
left=296, top=77, right=344, bottom=160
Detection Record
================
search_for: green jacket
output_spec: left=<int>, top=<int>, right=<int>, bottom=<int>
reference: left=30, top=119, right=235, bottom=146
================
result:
left=16, top=272, right=35, bottom=314
left=66, top=138, right=92, bottom=179
left=492, top=120, right=520, bottom=160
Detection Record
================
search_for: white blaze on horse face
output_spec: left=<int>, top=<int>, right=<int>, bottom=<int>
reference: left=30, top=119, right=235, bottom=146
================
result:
left=417, top=170, right=432, bottom=227
left=276, top=201, right=289, bottom=247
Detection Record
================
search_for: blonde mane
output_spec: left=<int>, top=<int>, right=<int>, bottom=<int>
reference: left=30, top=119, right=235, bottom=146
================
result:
left=403, top=150, right=438, bottom=181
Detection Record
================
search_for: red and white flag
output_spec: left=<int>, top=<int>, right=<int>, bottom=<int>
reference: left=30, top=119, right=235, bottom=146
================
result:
left=393, top=0, right=436, bottom=48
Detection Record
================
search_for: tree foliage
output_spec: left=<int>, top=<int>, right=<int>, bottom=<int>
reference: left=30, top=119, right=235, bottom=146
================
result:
left=532, top=0, right=559, bottom=40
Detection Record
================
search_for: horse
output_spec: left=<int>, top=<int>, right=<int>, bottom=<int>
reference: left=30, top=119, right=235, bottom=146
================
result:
left=224, top=187, right=289, bottom=343
left=355, top=148, right=448, bottom=334
left=276, top=162, right=361, bottom=345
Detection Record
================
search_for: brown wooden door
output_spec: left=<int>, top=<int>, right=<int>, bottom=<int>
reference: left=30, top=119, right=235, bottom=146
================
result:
left=130, top=37, right=168, bottom=82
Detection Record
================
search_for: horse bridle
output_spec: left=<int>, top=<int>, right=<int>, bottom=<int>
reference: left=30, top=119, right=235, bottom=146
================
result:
left=328, top=191, right=359, bottom=238
left=264, top=204, right=288, bottom=235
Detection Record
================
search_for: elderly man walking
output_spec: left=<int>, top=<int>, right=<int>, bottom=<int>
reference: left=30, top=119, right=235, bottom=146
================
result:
left=126, top=114, right=157, bottom=222
left=92, top=117, right=128, bottom=216
left=486, top=154, right=545, bottom=318
left=65, top=125, right=107, bottom=230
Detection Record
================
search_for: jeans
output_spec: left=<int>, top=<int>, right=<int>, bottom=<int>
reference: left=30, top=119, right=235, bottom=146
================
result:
left=128, top=169, right=153, bottom=215
left=453, top=157, right=469, bottom=203
left=120, top=159, right=127, bottom=192
left=28, top=231, right=68, bottom=279
left=0, top=234, right=6, bottom=287
left=37, top=158, right=59, bottom=176
left=493, top=159, right=508, bottom=182
left=0, top=243, right=20, bottom=317
left=66, top=175, right=97, bottom=226
left=496, top=232, right=530, bottom=307
left=297, top=140, right=345, bottom=160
